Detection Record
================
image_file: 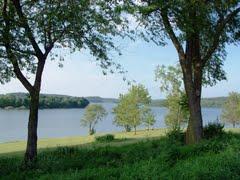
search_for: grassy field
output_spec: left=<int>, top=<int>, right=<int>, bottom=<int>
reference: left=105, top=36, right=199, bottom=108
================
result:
left=1, top=128, right=240, bottom=179
left=0, top=129, right=167, bottom=156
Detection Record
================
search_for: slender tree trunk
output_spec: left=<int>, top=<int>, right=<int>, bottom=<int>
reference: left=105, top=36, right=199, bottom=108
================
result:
left=24, top=58, right=46, bottom=165
left=24, top=90, right=40, bottom=164
left=89, top=123, right=92, bottom=135
left=177, top=105, right=180, bottom=129
left=233, top=122, right=236, bottom=128
left=134, top=126, right=136, bottom=135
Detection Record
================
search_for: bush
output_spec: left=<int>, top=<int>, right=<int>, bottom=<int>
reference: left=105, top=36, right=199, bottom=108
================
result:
left=95, top=134, right=115, bottom=142
left=203, top=122, right=224, bottom=139
left=166, top=128, right=185, bottom=144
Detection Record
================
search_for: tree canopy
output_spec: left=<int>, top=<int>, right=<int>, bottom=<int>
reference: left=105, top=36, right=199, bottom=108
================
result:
left=128, top=0, right=240, bottom=143
left=221, top=92, right=240, bottom=128
left=81, top=104, right=107, bottom=135
left=113, top=84, right=152, bottom=134
left=155, top=65, right=189, bottom=130
left=0, top=0, right=127, bottom=163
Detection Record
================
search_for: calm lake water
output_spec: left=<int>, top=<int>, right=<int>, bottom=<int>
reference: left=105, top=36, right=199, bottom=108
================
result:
left=0, top=103, right=222, bottom=143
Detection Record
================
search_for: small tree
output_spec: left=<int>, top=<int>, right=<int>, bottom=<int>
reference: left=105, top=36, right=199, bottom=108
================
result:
left=113, top=94, right=132, bottom=132
left=165, top=93, right=188, bottom=130
left=141, top=106, right=156, bottom=131
left=221, top=92, right=240, bottom=128
left=155, top=65, right=189, bottom=130
left=81, top=104, right=107, bottom=135
left=113, top=84, right=151, bottom=134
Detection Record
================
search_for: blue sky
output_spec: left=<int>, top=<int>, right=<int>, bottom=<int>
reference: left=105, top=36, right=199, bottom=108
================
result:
left=0, top=39, right=239, bottom=99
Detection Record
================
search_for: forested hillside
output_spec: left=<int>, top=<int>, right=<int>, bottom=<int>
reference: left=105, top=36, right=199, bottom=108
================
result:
left=151, top=97, right=226, bottom=108
left=0, top=93, right=226, bottom=109
left=0, top=93, right=89, bottom=109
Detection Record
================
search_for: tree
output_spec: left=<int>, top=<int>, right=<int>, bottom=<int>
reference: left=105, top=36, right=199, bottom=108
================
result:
left=113, top=94, right=134, bottom=132
left=141, top=106, right=156, bottom=131
left=155, top=65, right=189, bottom=130
left=129, top=1, right=240, bottom=144
left=221, top=92, right=240, bottom=128
left=164, top=93, right=188, bottom=130
left=81, top=104, right=107, bottom=135
left=0, top=0, right=125, bottom=163
left=113, top=84, right=151, bottom=134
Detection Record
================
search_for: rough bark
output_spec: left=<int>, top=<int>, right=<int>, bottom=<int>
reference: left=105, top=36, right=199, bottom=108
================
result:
left=24, top=91, right=40, bottom=164
left=181, top=34, right=203, bottom=144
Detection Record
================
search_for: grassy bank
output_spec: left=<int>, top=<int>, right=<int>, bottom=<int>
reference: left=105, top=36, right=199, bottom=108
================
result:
left=1, top=129, right=240, bottom=179
left=0, top=129, right=167, bottom=156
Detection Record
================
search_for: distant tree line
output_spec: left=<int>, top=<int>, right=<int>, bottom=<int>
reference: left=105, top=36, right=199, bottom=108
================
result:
left=151, top=97, right=227, bottom=108
left=0, top=93, right=89, bottom=109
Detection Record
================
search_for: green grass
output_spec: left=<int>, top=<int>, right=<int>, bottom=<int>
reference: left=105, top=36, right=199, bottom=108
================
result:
left=0, top=128, right=240, bottom=179
left=0, top=129, right=167, bottom=156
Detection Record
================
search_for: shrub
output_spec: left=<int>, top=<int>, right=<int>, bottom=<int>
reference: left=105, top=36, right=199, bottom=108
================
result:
left=95, top=134, right=115, bottom=142
left=203, top=122, right=224, bottom=139
left=166, top=128, right=185, bottom=144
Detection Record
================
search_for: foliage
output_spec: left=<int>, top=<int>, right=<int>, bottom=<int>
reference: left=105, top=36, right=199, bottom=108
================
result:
left=95, top=134, right=115, bottom=143
left=81, top=104, right=107, bottom=135
left=1, top=132, right=240, bottom=179
left=0, top=93, right=89, bottom=109
left=203, top=123, right=225, bottom=140
left=165, top=93, right=189, bottom=130
left=0, top=0, right=128, bottom=161
left=113, top=84, right=152, bottom=133
left=155, top=65, right=189, bottom=129
left=166, top=128, right=185, bottom=144
left=141, top=106, right=156, bottom=130
left=221, top=92, right=240, bottom=128
left=129, top=0, right=240, bottom=143
left=0, top=0, right=127, bottom=79
left=155, top=64, right=183, bottom=94
left=130, top=1, right=240, bottom=85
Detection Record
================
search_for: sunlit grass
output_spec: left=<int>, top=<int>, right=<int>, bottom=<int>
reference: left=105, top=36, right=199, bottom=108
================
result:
left=0, top=128, right=167, bottom=156
left=1, top=128, right=240, bottom=179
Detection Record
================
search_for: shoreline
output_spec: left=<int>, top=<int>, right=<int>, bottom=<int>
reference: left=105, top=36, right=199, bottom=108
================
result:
left=0, top=128, right=239, bottom=156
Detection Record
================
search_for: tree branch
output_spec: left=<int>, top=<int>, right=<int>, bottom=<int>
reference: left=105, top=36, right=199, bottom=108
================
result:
left=202, top=7, right=240, bottom=64
left=2, top=0, right=33, bottom=92
left=160, top=9, right=185, bottom=60
left=11, top=0, right=44, bottom=59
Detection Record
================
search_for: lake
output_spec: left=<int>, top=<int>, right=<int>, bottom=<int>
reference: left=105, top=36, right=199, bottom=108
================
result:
left=0, top=103, right=222, bottom=143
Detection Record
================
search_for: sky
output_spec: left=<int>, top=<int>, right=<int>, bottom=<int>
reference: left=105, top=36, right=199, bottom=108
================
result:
left=0, top=39, right=239, bottom=99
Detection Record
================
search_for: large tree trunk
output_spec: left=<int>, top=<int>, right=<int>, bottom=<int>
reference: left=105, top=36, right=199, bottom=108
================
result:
left=181, top=34, right=203, bottom=144
left=185, top=87, right=203, bottom=144
left=24, top=90, right=40, bottom=164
